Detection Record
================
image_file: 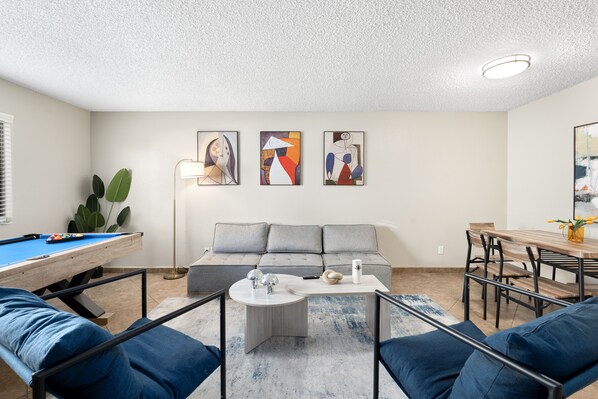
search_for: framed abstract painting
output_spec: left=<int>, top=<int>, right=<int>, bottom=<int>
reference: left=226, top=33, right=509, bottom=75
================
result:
left=196, top=131, right=239, bottom=185
left=574, top=122, right=598, bottom=218
left=324, top=131, right=364, bottom=185
left=260, top=131, right=301, bottom=185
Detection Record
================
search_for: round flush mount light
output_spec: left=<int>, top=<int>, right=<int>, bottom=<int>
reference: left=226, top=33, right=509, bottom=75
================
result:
left=482, top=54, right=531, bottom=79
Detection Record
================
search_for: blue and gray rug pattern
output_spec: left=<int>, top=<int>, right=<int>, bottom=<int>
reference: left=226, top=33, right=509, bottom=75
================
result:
left=149, top=294, right=457, bottom=398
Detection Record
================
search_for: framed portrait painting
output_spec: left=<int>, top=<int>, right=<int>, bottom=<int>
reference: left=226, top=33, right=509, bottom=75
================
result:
left=575, top=122, right=598, bottom=218
left=197, top=131, right=239, bottom=185
left=260, top=131, right=301, bottom=185
left=324, top=131, right=364, bottom=185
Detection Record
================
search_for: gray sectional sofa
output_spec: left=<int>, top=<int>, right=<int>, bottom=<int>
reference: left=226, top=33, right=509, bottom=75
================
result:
left=187, top=222, right=392, bottom=294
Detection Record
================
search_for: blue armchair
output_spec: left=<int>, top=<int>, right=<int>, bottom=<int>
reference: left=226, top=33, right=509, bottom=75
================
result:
left=374, top=273, right=598, bottom=399
left=0, top=269, right=226, bottom=399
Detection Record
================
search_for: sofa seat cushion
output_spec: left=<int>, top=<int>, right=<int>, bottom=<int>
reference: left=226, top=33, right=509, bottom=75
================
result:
left=267, top=224, right=322, bottom=253
left=259, top=253, right=323, bottom=267
left=123, top=318, right=221, bottom=399
left=258, top=253, right=324, bottom=276
left=191, top=252, right=261, bottom=267
left=380, top=320, right=486, bottom=399
left=449, top=297, right=598, bottom=399
left=212, top=222, right=268, bottom=253
left=0, top=288, right=141, bottom=398
left=323, top=224, right=379, bottom=253
left=322, top=252, right=390, bottom=267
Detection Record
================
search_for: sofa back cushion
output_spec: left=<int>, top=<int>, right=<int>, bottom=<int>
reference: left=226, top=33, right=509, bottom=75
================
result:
left=267, top=224, right=322, bottom=253
left=323, top=224, right=378, bottom=253
left=212, top=222, right=268, bottom=253
left=0, top=287, right=141, bottom=398
left=449, top=297, right=598, bottom=398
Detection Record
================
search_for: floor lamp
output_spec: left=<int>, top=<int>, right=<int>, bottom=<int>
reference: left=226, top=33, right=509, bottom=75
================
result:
left=164, top=159, right=204, bottom=280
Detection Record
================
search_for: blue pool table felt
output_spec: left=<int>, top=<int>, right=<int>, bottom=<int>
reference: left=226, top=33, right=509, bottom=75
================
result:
left=0, top=234, right=123, bottom=268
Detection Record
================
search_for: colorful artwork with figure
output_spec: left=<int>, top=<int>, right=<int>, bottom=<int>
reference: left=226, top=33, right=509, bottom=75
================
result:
left=324, top=131, right=364, bottom=185
left=260, top=131, right=301, bottom=185
left=575, top=122, right=598, bottom=218
left=197, top=131, right=239, bottom=185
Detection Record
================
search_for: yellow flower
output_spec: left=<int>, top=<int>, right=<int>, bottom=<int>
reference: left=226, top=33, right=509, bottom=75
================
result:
left=576, top=216, right=582, bottom=220
left=588, top=221, right=595, bottom=225
left=547, top=219, right=555, bottom=223
left=559, top=224, right=565, bottom=229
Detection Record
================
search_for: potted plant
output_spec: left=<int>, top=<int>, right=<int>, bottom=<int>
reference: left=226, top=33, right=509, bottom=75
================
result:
left=68, top=168, right=132, bottom=276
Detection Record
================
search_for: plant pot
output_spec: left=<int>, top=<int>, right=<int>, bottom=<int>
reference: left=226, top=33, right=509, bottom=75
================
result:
left=568, top=226, right=584, bottom=243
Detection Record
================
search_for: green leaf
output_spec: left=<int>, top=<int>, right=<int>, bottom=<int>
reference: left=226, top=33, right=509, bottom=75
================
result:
left=92, top=175, right=105, bottom=198
left=77, top=204, right=91, bottom=221
left=67, top=220, right=78, bottom=233
left=106, top=224, right=119, bottom=233
left=86, top=211, right=106, bottom=229
left=106, top=168, right=132, bottom=202
left=74, top=214, right=89, bottom=232
left=117, top=206, right=130, bottom=226
left=85, top=194, right=100, bottom=213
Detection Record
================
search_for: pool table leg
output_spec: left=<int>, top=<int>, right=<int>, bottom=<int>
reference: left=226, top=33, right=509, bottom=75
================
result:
left=46, top=269, right=105, bottom=318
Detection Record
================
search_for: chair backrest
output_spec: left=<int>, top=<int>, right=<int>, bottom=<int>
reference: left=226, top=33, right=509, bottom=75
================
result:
left=469, top=222, right=495, bottom=232
left=466, top=230, right=486, bottom=250
left=497, top=239, right=539, bottom=263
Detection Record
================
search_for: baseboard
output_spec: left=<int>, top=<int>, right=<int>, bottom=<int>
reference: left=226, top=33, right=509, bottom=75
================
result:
left=105, top=266, right=465, bottom=274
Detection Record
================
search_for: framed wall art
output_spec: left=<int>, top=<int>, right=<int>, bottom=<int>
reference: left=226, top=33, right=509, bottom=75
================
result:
left=197, top=131, right=239, bottom=185
left=575, top=122, right=598, bottom=218
left=324, top=131, right=364, bottom=185
left=260, top=131, right=301, bottom=185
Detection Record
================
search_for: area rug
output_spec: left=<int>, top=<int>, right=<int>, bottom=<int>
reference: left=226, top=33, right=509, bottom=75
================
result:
left=149, top=294, right=458, bottom=399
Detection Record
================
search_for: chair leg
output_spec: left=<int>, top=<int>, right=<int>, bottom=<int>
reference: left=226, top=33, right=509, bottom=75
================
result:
left=496, top=288, right=502, bottom=328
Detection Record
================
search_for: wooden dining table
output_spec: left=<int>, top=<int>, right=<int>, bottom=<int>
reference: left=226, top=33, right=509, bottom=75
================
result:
left=482, top=229, right=598, bottom=301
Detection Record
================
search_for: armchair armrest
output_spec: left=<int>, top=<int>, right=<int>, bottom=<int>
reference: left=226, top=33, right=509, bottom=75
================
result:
left=32, top=289, right=226, bottom=399
left=40, top=268, right=149, bottom=317
left=373, top=289, right=563, bottom=399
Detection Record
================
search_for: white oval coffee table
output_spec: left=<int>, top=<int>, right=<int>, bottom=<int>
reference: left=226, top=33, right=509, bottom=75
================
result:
left=229, top=274, right=307, bottom=353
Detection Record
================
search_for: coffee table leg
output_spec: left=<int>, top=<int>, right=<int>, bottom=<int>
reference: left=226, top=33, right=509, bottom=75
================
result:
left=365, top=295, right=390, bottom=341
left=245, top=298, right=308, bottom=353
left=272, top=298, right=308, bottom=337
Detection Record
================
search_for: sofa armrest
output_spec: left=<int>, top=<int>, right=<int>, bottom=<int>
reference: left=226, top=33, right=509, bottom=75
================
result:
left=31, top=289, right=226, bottom=399
left=373, top=289, right=564, bottom=399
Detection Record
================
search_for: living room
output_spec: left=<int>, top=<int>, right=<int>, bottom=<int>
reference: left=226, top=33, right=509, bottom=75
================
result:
left=1, top=1, right=598, bottom=398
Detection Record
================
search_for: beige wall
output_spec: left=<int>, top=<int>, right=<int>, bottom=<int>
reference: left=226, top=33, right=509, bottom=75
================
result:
left=0, top=79, right=91, bottom=237
left=91, top=111, right=507, bottom=268
left=507, top=76, right=598, bottom=230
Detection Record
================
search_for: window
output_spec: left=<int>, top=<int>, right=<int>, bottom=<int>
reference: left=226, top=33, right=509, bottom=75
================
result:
left=0, top=113, right=13, bottom=224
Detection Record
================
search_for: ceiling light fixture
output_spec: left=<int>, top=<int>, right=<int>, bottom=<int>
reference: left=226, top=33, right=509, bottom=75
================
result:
left=482, top=54, right=531, bottom=79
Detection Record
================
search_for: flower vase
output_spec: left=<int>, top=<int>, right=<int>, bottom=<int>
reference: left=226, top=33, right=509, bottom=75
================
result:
left=568, top=226, right=584, bottom=243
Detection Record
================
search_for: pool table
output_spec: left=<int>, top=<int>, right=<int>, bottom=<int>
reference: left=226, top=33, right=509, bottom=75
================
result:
left=0, top=232, right=143, bottom=317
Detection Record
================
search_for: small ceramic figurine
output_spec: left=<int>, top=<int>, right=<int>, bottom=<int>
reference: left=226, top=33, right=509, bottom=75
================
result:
left=322, top=270, right=343, bottom=285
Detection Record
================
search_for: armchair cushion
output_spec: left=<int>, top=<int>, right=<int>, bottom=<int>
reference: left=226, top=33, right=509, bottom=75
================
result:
left=212, top=222, right=268, bottom=253
left=267, top=224, right=322, bottom=253
left=123, top=318, right=221, bottom=398
left=449, top=297, right=598, bottom=399
left=0, top=288, right=140, bottom=398
left=380, top=320, right=486, bottom=399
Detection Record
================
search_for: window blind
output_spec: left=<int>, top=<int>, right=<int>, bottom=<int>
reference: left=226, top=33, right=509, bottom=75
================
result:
left=0, top=112, right=13, bottom=224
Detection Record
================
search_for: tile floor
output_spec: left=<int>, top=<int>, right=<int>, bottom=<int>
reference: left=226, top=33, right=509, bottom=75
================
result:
left=1, top=268, right=596, bottom=398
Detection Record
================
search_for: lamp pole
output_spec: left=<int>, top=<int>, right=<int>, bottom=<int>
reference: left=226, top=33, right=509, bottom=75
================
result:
left=164, top=159, right=203, bottom=280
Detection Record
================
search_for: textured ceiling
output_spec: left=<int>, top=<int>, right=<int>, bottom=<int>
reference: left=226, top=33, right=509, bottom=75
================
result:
left=1, top=0, right=597, bottom=112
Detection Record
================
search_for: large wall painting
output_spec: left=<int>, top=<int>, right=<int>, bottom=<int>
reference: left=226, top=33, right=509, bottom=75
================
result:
left=260, top=131, right=301, bottom=185
left=575, top=122, right=598, bottom=218
left=324, top=131, right=364, bottom=185
left=197, top=131, right=239, bottom=185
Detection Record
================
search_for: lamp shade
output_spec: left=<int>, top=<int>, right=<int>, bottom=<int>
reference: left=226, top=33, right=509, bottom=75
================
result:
left=179, top=161, right=204, bottom=179
left=482, top=54, right=531, bottom=79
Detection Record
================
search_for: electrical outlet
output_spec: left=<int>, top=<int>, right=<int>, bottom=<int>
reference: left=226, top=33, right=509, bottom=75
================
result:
left=437, top=245, right=444, bottom=255
left=203, top=247, right=211, bottom=253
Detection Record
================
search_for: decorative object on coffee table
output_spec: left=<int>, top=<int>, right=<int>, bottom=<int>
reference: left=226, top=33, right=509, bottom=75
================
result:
left=322, top=270, right=343, bottom=285
left=352, top=259, right=362, bottom=284
left=247, top=269, right=264, bottom=289
left=261, top=273, right=279, bottom=294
